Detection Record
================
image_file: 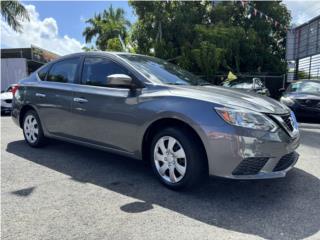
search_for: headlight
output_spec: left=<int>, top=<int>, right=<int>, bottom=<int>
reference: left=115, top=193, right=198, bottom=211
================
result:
left=215, top=107, right=278, bottom=132
left=280, top=96, right=295, bottom=106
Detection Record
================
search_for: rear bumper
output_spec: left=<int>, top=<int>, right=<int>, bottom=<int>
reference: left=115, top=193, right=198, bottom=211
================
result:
left=202, top=125, right=300, bottom=180
left=1, top=106, right=12, bottom=113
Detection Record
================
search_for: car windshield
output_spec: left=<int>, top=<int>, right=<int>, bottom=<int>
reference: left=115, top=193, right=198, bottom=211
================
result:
left=288, top=81, right=320, bottom=94
left=119, top=54, right=208, bottom=86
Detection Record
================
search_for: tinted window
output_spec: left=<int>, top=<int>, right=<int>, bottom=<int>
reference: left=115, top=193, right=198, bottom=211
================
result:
left=37, top=64, right=51, bottom=81
left=82, top=57, right=129, bottom=87
left=47, top=58, right=79, bottom=83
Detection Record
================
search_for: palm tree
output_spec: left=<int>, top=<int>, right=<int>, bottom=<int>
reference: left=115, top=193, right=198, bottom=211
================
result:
left=0, top=0, right=29, bottom=32
left=83, top=5, right=131, bottom=51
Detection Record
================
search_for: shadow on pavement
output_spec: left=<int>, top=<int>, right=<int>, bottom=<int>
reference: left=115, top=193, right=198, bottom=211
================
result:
left=6, top=140, right=320, bottom=240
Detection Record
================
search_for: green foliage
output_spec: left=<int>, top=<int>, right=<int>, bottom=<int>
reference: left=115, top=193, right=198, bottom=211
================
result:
left=82, top=45, right=97, bottom=52
left=106, top=38, right=123, bottom=51
left=192, top=42, right=224, bottom=80
left=83, top=5, right=130, bottom=51
left=298, top=71, right=309, bottom=79
left=129, top=1, right=291, bottom=76
left=0, top=0, right=29, bottom=32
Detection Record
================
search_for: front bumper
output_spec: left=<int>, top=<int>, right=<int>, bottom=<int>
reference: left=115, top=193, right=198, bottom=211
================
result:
left=290, top=104, right=320, bottom=120
left=203, top=124, right=300, bottom=180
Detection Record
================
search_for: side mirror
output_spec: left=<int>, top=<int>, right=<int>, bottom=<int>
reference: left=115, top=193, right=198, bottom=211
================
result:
left=106, top=74, right=135, bottom=89
left=278, top=88, right=286, bottom=93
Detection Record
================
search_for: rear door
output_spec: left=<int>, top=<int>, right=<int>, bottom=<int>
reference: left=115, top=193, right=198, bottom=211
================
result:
left=70, top=56, right=141, bottom=153
left=35, top=57, right=81, bottom=137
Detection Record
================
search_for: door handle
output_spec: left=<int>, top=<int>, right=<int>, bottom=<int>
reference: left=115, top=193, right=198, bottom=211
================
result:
left=35, top=93, right=46, bottom=98
left=73, top=97, right=88, bottom=103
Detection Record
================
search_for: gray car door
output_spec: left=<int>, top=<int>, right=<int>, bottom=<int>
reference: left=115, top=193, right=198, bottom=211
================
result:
left=70, top=56, right=142, bottom=153
left=35, top=57, right=81, bottom=137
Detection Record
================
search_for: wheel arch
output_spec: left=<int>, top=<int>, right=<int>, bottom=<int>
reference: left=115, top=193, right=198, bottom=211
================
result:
left=19, top=105, right=37, bottom=128
left=141, top=118, right=209, bottom=172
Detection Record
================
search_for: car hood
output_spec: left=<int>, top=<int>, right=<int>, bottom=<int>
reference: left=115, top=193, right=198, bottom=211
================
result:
left=0, top=92, right=12, bottom=100
left=285, top=92, right=320, bottom=100
left=168, top=85, right=289, bottom=114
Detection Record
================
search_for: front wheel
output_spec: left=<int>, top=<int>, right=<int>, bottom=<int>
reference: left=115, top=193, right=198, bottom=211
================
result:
left=150, top=127, right=207, bottom=190
left=23, top=110, right=46, bottom=147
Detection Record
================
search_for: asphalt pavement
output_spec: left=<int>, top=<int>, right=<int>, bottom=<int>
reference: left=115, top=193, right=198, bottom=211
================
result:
left=1, top=115, right=320, bottom=240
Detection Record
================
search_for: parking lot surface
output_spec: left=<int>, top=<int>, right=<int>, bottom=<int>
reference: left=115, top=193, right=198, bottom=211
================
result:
left=1, top=116, right=320, bottom=240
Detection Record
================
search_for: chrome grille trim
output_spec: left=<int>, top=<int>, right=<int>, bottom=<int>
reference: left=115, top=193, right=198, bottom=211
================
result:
left=269, top=113, right=299, bottom=138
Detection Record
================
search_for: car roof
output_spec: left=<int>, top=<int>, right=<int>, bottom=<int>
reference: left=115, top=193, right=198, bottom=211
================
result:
left=55, top=51, right=146, bottom=60
left=41, top=51, right=150, bottom=69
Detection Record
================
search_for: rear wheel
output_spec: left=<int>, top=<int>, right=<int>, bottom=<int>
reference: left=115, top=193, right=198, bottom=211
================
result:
left=150, top=127, right=207, bottom=190
left=23, top=110, right=46, bottom=147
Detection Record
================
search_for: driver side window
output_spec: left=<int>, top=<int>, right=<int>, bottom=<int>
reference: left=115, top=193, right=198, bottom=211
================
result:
left=82, top=57, right=130, bottom=87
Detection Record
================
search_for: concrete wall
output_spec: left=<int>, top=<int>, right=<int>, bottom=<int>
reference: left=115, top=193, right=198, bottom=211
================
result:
left=1, top=58, right=27, bottom=91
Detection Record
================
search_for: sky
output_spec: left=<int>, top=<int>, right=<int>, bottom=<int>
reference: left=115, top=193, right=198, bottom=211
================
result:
left=1, top=1, right=320, bottom=55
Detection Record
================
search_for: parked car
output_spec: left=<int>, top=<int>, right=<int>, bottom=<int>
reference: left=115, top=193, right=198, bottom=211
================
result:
left=1, top=85, right=16, bottom=114
left=12, top=52, right=300, bottom=190
left=280, top=80, right=320, bottom=121
left=221, top=77, right=270, bottom=96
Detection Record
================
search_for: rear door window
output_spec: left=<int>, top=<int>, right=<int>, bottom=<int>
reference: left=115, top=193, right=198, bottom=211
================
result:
left=47, top=58, right=80, bottom=83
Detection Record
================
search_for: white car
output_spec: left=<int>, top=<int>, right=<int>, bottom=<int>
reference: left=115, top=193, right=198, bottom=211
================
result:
left=1, top=85, right=15, bottom=114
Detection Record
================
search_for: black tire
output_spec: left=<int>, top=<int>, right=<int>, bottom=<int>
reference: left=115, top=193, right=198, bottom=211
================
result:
left=150, top=127, right=207, bottom=190
left=22, top=110, right=47, bottom=147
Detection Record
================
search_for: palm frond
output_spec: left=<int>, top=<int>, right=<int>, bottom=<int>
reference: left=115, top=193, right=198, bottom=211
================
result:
left=0, top=0, right=29, bottom=32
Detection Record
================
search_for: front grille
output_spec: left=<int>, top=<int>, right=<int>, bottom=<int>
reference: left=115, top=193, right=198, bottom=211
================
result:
left=273, top=152, right=298, bottom=172
left=296, top=99, right=320, bottom=108
left=232, top=157, right=269, bottom=175
left=4, top=99, right=12, bottom=103
left=281, top=114, right=294, bottom=131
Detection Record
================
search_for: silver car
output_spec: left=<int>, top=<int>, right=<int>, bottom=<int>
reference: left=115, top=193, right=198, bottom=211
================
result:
left=1, top=85, right=16, bottom=114
left=12, top=52, right=300, bottom=190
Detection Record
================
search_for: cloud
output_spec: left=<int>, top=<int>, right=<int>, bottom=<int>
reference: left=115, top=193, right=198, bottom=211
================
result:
left=1, top=4, right=84, bottom=55
left=284, top=0, right=320, bottom=26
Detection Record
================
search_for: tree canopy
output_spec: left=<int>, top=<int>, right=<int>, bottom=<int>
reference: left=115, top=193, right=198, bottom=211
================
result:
left=83, top=5, right=131, bottom=51
left=82, top=1, right=291, bottom=79
left=129, top=1, right=291, bottom=78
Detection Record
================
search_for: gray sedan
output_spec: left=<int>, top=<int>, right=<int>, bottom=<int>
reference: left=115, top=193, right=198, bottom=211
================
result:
left=11, top=52, right=300, bottom=190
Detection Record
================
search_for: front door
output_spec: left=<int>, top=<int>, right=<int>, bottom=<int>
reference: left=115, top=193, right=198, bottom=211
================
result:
left=70, top=56, right=141, bottom=153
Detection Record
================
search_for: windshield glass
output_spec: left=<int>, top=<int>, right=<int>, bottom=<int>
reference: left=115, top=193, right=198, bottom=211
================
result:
left=119, top=54, right=207, bottom=86
left=288, top=81, right=320, bottom=93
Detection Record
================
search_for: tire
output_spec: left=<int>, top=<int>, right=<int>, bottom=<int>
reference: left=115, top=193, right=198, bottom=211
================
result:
left=150, top=127, right=207, bottom=190
left=22, top=110, right=47, bottom=147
